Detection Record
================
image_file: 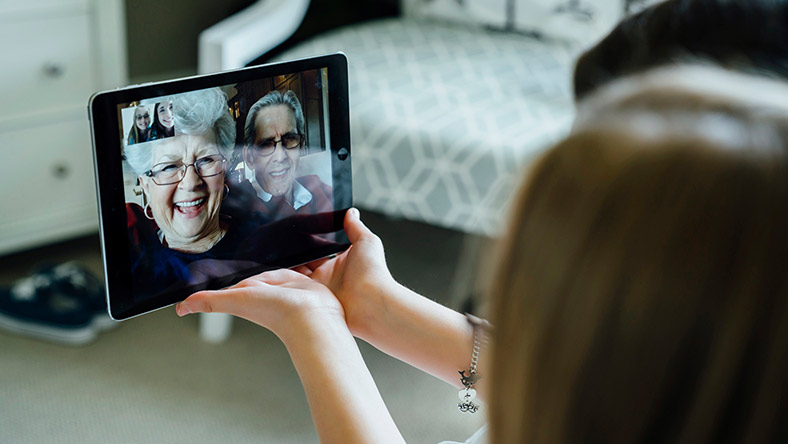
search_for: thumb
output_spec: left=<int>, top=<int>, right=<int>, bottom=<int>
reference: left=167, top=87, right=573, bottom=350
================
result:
left=176, top=288, right=245, bottom=317
left=343, top=207, right=377, bottom=245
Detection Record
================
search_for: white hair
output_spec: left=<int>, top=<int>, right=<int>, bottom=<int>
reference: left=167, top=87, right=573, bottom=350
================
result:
left=244, top=90, right=305, bottom=146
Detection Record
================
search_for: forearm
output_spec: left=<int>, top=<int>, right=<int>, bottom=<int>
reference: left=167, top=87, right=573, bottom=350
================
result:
left=354, top=281, right=487, bottom=398
left=282, top=317, right=405, bottom=444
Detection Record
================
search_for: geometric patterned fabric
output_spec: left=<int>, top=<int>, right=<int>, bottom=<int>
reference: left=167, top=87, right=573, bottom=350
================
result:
left=275, top=18, right=580, bottom=236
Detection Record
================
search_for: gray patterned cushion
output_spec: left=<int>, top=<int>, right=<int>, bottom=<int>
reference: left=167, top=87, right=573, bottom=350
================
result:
left=275, top=18, right=579, bottom=236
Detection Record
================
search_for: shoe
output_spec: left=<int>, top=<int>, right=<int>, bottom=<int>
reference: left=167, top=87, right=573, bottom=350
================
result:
left=0, top=262, right=114, bottom=345
left=42, top=261, right=115, bottom=330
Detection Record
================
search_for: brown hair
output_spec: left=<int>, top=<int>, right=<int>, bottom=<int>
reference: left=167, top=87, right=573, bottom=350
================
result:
left=489, top=66, right=788, bottom=443
left=572, top=0, right=788, bottom=100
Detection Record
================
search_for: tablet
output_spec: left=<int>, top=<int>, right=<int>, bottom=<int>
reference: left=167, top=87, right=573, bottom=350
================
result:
left=89, top=53, right=352, bottom=321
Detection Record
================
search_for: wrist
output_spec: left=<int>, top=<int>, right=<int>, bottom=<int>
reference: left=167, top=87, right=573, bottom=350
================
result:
left=348, top=277, right=402, bottom=340
left=276, top=306, right=349, bottom=348
left=279, top=308, right=406, bottom=444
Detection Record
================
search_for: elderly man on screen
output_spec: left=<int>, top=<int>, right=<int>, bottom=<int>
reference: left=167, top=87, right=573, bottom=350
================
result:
left=238, top=90, right=332, bottom=220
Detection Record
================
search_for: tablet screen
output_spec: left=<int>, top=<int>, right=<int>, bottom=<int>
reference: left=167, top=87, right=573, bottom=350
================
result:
left=90, top=54, right=351, bottom=320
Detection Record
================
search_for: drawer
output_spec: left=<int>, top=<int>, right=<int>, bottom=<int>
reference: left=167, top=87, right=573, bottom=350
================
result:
left=0, top=118, right=98, bottom=252
left=0, top=12, right=95, bottom=122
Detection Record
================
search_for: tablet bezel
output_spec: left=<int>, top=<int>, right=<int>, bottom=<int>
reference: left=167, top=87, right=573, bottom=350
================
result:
left=88, top=53, right=352, bottom=321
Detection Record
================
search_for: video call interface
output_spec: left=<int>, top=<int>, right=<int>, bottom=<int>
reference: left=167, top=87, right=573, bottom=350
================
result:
left=115, top=68, right=345, bottom=302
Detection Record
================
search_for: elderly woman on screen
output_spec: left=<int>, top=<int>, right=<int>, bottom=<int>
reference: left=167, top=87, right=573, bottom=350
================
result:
left=124, top=88, right=241, bottom=297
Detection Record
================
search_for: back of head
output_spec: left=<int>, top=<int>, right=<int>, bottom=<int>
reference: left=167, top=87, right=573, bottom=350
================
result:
left=574, top=0, right=788, bottom=100
left=490, top=66, right=788, bottom=443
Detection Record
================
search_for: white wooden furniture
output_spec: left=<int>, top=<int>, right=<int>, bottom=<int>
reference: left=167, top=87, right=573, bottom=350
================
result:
left=0, top=0, right=127, bottom=255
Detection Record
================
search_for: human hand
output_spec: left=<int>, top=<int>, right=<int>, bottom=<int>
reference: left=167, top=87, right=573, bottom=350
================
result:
left=300, top=209, right=475, bottom=392
left=298, top=208, right=397, bottom=338
left=175, top=268, right=345, bottom=344
left=178, top=267, right=407, bottom=444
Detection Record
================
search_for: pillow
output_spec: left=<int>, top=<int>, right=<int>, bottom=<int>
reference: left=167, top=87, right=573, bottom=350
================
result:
left=514, top=0, right=625, bottom=47
left=403, top=0, right=509, bottom=28
left=404, top=0, right=664, bottom=47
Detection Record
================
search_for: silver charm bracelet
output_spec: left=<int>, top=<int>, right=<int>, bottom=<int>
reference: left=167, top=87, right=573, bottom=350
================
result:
left=458, top=313, right=491, bottom=413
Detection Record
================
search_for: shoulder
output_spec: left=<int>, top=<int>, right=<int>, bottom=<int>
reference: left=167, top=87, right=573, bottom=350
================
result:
left=126, top=202, right=159, bottom=240
left=224, top=180, right=273, bottom=220
left=296, top=175, right=333, bottom=213
left=297, top=174, right=332, bottom=195
left=227, top=179, right=257, bottom=196
left=126, top=202, right=144, bottom=223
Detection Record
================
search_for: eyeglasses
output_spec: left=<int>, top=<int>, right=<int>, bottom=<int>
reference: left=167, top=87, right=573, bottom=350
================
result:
left=252, top=132, right=303, bottom=157
left=136, top=113, right=150, bottom=121
left=146, top=154, right=226, bottom=185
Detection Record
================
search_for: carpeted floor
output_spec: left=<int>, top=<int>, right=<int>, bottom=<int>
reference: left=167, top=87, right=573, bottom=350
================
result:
left=0, top=211, right=487, bottom=444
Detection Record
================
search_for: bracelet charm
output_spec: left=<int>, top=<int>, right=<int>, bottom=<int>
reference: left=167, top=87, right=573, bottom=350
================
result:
left=458, top=385, right=479, bottom=413
left=457, top=314, right=490, bottom=414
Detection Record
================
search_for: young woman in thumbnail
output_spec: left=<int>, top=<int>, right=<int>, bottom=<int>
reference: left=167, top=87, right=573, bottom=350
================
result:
left=126, top=105, right=151, bottom=145
left=149, top=100, right=175, bottom=140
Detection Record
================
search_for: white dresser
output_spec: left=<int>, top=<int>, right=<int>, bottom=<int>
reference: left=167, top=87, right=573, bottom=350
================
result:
left=0, top=0, right=126, bottom=254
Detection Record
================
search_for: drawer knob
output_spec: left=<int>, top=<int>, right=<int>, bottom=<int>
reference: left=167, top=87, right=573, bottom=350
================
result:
left=53, top=164, right=70, bottom=179
left=43, top=63, right=64, bottom=78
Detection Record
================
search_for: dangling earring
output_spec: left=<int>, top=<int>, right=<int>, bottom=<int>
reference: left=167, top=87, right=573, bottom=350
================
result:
left=223, top=183, right=230, bottom=199
left=144, top=203, right=155, bottom=220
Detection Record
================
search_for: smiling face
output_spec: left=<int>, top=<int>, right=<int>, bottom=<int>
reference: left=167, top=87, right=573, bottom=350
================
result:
left=246, top=105, right=302, bottom=199
left=134, top=107, right=150, bottom=131
left=140, top=133, right=225, bottom=252
left=157, top=101, right=174, bottom=129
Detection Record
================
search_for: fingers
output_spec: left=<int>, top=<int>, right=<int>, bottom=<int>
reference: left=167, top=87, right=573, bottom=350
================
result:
left=176, top=287, right=245, bottom=317
left=304, top=257, right=331, bottom=271
left=344, top=207, right=380, bottom=247
left=176, top=269, right=309, bottom=317
left=293, top=264, right=313, bottom=276
left=249, top=268, right=308, bottom=286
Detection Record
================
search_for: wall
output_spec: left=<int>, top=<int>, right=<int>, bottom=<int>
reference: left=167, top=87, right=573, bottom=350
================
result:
left=125, top=0, right=256, bottom=81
